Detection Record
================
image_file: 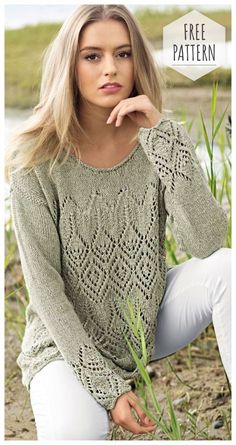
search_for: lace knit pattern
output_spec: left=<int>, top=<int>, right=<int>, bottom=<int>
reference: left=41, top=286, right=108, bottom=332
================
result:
left=10, top=118, right=228, bottom=410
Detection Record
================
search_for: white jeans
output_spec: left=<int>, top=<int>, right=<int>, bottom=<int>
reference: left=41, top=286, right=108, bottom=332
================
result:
left=29, top=247, right=231, bottom=440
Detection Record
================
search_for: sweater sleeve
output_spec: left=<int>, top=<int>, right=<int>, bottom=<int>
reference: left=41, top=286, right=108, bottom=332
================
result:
left=138, top=118, right=229, bottom=258
left=10, top=168, right=132, bottom=411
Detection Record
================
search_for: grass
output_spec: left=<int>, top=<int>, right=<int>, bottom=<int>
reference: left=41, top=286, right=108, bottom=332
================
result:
left=124, top=298, right=182, bottom=440
left=5, top=82, right=231, bottom=439
left=134, top=7, right=231, bottom=46
left=5, top=23, right=61, bottom=108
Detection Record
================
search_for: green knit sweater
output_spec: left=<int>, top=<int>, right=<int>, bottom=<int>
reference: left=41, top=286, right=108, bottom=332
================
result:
left=10, top=118, right=228, bottom=410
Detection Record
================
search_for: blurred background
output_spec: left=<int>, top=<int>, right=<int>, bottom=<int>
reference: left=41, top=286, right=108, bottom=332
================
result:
left=5, top=4, right=231, bottom=441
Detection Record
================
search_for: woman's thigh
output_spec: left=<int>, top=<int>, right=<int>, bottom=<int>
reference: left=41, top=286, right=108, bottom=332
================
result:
left=29, top=360, right=110, bottom=440
left=151, top=247, right=231, bottom=361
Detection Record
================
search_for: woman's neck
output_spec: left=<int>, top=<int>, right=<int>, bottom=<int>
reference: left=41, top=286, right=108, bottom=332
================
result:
left=78, top=116, right=139, bottom=151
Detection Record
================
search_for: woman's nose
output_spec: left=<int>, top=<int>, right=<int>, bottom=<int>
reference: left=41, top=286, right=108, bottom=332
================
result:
left=103, top=55, right=117, bottom=75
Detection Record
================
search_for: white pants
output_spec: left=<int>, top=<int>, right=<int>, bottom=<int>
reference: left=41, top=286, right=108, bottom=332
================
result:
left=29, top=247, right=231, bottom=440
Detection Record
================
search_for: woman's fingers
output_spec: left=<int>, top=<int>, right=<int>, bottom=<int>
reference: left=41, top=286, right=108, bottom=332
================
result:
left=114, top=113, right=123, bottom=127
left=132, top=404, right=156, bottom=427
left=107, top=99, right=136, bottom=124
left=138, top=413, right=156, bottom=427
left=111, top=391, right=157, bottom=435
left=121, top=411, right=157, bottom=435
left=108, top=104, right=137, bottom=127
left=126, top=392, right=156, bottom=427
left=106, top=94, right=161, bottom=129
left=106, top=101, right=124, bottom=123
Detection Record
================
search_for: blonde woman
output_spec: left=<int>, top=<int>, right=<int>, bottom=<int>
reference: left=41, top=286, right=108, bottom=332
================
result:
left=5, top=4, right=231, bottom=441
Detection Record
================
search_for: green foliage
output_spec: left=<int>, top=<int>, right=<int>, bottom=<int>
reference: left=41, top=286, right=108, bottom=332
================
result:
left=5, top=23, right=61, bottom=108
left=134, top=7, right=231, bottom=46
left=200, top=82, right=229, bottom=197
left=199, top=82, right=231, bottom=247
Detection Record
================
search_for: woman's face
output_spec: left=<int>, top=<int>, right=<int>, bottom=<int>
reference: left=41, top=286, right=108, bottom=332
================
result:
left=76, top=19, right=135, bottom=109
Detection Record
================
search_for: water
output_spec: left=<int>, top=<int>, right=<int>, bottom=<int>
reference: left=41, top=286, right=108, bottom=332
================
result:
left=5, top=108, right=32, bottom=141
left=5, top=108, right=31, bottom=191
left=5, top=109, right=32, bottom=221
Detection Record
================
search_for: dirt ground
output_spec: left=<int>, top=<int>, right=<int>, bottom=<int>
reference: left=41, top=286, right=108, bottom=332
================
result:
left=5, top=319, right=231, bottom=440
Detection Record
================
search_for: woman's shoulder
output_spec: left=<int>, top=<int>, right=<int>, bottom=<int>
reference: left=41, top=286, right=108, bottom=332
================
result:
left=9, top=158, right=60, bottom=205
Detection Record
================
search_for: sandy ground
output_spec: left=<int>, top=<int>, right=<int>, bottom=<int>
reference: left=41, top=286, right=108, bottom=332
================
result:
left=5, top=322, right=231, bottom=440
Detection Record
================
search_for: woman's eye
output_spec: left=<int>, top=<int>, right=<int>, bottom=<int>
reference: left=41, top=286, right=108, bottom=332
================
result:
left=84, top=53, right=99, bottom=61
left=118, top=51, right=132, bottom=58
left=84, top=51, right=132, bottom=61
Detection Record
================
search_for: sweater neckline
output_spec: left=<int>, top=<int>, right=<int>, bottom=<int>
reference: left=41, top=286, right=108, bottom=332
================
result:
left=66, top=141, right=141, bottom=173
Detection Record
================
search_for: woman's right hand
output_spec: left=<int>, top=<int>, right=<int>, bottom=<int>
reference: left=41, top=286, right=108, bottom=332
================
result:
left=110, top=390, right=157, bottom=435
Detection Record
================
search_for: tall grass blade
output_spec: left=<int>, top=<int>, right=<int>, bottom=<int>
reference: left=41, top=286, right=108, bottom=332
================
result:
left=213, top=105, right=229, bottom=140
left=167, top=392, right=182, bottom=439
left=200, top=111, right=212, bottom=160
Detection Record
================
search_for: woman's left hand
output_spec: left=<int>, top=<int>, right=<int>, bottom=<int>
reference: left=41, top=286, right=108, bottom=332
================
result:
left=106, top=94, right=162, bottom=129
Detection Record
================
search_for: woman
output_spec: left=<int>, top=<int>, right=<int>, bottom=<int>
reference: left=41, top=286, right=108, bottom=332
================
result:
left=5, top=4, right=231, bottom=441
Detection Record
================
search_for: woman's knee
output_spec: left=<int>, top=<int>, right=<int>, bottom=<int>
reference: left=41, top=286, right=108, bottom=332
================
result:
left=207, top=247, right=231, bottom=306
left=210, top=247, right=231, bottom=281
left=212, top=246, right=231, bottom=260
left=31, top=360, right=110, bottom=440
left=53, top=410, right=110, bottom=440
left=202, top=247, right=230, bottom=273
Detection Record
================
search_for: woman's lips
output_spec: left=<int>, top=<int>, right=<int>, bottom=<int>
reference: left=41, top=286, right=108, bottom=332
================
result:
left=100, top=85, right=122, bottom=93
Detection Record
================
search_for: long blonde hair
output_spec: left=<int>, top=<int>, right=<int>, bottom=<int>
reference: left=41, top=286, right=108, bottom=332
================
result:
left=5, top=4, right=164, bottom=183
